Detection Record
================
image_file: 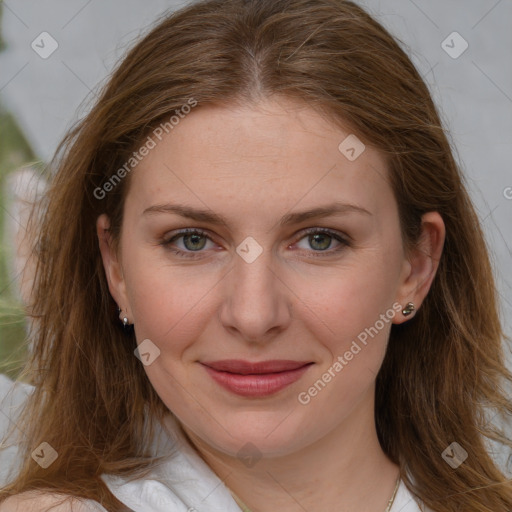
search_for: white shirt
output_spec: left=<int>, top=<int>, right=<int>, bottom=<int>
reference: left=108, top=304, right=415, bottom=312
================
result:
left=0, top=374, right=428, bottom=511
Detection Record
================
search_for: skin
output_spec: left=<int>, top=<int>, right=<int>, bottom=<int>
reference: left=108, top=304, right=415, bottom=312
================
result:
left=97, top=96, right=445, bottom=512
left=0, top=491, right=103, bottom=511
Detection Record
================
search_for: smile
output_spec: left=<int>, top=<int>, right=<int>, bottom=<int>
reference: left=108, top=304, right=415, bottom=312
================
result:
left=200, top=360, right=314, bottom=398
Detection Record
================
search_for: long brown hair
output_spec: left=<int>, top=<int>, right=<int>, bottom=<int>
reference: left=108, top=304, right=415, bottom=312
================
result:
left=1, top=1, right=511, bottom=510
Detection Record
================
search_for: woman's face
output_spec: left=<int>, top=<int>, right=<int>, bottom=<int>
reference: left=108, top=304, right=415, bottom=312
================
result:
left=98, top=97, right=438, bottom=459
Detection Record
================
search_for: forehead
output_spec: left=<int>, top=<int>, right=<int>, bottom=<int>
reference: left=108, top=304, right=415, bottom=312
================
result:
left=125, top=97, right=393, bottom=224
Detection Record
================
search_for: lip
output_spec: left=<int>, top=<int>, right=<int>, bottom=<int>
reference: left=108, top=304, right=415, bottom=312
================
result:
left=200, top=359, right=313, bottom=398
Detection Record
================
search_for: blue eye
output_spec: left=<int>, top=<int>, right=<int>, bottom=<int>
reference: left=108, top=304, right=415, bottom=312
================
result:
left=161, top=227, right=349, bottom=259
left=294, top=228, right=349, bottom=256
left=162, top=229, right=214, bottom=258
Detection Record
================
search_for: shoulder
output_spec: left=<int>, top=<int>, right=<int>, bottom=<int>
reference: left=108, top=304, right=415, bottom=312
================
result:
left=0, top=492, right=107, bottom=512
left=0, top=374, right=34, bottom=419
left=0, top=374, right=33, bottom=400
left=0, top=374, right=35, bottom=486
left=0, top=378, right=107, bottom=512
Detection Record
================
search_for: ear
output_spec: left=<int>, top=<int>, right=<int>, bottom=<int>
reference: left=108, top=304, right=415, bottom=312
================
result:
left=393, top=211, right=445, bottom=324
left=96, top=214, right=131, bottom=320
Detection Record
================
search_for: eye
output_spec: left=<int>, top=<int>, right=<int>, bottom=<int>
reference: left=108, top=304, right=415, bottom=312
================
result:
left=161, top=229, right=216, bottom=259
left=161, top=227, right=350, bottom=260
left=293, top=228, right=349, bottom=257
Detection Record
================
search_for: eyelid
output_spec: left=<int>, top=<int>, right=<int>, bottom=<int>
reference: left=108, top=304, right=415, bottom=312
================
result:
left=162, top=228, right=217, bottom=247
left=295, top=226, right=352, bottom=244
left=161, top=226, right=351, bottom=258
left=290, top=227, right=350, bottom=257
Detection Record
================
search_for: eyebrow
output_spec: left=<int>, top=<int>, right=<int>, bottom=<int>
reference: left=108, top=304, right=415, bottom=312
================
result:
left=142, top=201, right=372, bottom=226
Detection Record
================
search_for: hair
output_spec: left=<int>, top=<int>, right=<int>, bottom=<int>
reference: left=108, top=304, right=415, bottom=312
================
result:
left=1, top=0, right=511, bottom=510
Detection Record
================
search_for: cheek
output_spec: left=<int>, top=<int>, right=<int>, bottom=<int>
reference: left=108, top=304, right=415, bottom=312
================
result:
left=293, top=276, right=395, bottom=424
left=291, top=249, right=403, bottom=402
left=297, top=256, right=400, bottom=343
left=123, top=247, right=216, bottom=350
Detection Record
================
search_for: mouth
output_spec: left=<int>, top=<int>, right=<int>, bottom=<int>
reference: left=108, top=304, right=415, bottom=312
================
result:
left=200, top=359, right=314, bottom=398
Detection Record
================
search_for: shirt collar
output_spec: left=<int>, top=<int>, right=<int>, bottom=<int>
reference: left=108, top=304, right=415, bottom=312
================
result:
left=101, top=412, right=242, bottom=512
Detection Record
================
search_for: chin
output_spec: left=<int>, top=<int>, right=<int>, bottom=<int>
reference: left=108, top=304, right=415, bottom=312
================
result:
left=192, top=411, right=318, bottom=459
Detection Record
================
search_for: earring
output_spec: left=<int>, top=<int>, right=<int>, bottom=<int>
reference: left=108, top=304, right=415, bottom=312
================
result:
left=118, top=308, right=131, bottom=327
left=402, top=302, right=415, bottom=316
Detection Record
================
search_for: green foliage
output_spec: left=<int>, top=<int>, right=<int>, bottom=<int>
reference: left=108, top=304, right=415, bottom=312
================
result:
left=0, top=104, right=36, bottom=379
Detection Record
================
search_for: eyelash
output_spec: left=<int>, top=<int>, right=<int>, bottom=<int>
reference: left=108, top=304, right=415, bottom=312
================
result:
left=161, top=227, right=350, bottom=260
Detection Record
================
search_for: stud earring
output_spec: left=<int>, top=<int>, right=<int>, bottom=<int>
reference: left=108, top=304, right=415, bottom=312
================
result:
left=118, top=307, right=131, bottom=327
left=402, top=302, right=415, bottom=316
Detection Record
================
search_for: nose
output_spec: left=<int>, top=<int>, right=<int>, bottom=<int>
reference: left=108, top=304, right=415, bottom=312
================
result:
left=218, top=244, right=292, bottom=345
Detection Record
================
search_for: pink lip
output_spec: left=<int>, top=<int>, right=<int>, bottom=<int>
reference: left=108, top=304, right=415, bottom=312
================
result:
left=201, top=360, right=313, bottom=397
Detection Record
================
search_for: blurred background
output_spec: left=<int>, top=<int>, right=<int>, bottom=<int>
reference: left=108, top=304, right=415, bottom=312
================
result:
left=0, top=0, right=511, bottom=382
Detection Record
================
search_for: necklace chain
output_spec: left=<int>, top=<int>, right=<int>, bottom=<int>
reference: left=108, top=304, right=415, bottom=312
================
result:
left=229, top=475, right=401, bottom=512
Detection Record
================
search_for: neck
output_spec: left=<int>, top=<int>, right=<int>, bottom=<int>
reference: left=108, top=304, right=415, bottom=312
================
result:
left=178, top=386, right=400, bottom=512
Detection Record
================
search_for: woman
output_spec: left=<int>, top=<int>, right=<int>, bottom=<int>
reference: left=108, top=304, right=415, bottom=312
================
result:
left=1, top=0, right=511, bottom=510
